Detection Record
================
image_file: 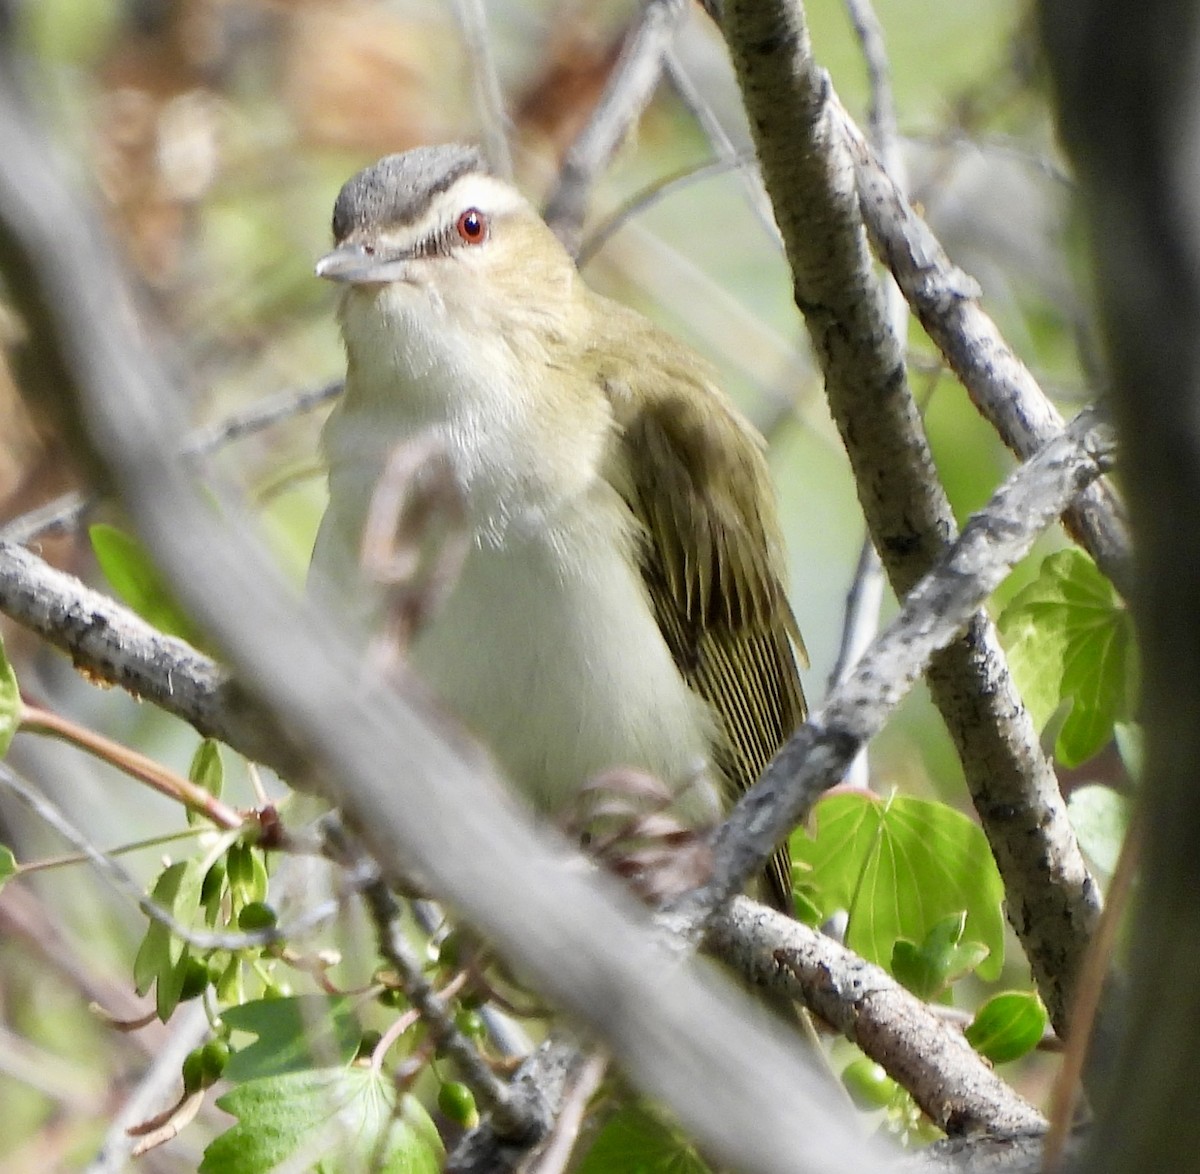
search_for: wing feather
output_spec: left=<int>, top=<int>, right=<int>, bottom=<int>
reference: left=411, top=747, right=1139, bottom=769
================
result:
left=597, top=319, right=807, bottom=911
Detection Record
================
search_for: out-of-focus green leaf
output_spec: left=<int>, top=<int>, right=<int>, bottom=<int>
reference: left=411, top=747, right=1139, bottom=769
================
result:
left=222, top=996, right=361, bottom=1083
left=187, top=739, right=224, bottom=826
left=1067, top=784, right=1131, bottom=881
left=1114, top=721, right=1143, bottom=780
left=790, top=793, right=1005, bottom=981
left=200, top=1068, right=442, bottom=1174
left=89, top=523, right=203, bottom=644
left=965, top=992, right=1048, bottom=1064
left=576, top=1104, right=712, bottom=1174
left=999, top=549, right=1135, bottom=767
left=0, top=845, right=16, bottom=892
left=227, top=842, right=269, bottom=907
left=0, top=632, right=19, bottom=758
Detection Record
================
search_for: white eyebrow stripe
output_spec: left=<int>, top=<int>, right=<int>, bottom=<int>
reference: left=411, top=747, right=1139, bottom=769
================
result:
left=372, top=174, right=527, bottom=252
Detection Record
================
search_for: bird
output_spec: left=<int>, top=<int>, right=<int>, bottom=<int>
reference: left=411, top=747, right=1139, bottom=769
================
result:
left=311, top=144, right=807, bottom=909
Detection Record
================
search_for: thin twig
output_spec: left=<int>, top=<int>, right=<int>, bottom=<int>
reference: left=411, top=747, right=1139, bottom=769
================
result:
left=543, top=0, right=689, bottom=254
left=183, top=381, right=342, bottom=459
left=845, top=0, right=898, bottom=154
left=447, top=1031, right=594, bottom=1174
left=86, top=1002, right=211, bottom=1174
left=1042, top=802, right=1142, bottom=1170
left=0, top=762, right=280, bottom=951
left=836, top=0, right=901, bottom=784
left=361, top=877, right=538, bottom=1141
left=20, top=701, right=245, bottom=829
left=450, top=0, right=512, bottom=180
left=576, top=155, right=752, bottom=267
left=828, top=535, right=886, bottom=729
left=662, top=46, right=780, bottom=243
left=0, top=380, right=342, bottom=545
left=835, top=97, right=1133, bottom=598
left=527, top=1050, right=610, bottom=1174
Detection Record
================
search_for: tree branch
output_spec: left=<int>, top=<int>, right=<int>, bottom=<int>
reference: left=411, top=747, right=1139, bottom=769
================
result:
left=542, top=0, right=688, bottom=253
left=708, top=897, right=1046, bottom=1136
left=836, top=98, right=1134, bottom=598
left=718, top=0, right=1101, bottom=1038
left=0, top=540, right=298, bottom=777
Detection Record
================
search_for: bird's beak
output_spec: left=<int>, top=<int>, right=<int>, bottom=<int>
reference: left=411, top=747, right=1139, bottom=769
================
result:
left=315, top=242, right=410, bottom=285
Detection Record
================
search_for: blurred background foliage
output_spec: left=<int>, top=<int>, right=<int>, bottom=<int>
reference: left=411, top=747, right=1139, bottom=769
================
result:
left=0, top=0, right=1102, bottom=1165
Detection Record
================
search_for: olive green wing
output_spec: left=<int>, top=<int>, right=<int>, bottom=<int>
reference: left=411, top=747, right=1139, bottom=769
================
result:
left=604, top=369, right=807, bottom=911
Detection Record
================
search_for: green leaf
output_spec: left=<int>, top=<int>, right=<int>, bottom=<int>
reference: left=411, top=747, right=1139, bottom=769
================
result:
left=1114, top=721, right=1143, bottom=780
left=201, top=1068, right=442, bottom=1174
left=0, top=845, right=16, bottom=892
left=790, top=793, right=1005, bottom=981
left=998, top=549, right=1135, bottom=767
left=1067, top=784, right=1131, bottom=881
left=133, top=859, right=204, bottom=1019
left=891, top=912, right=991, bottom=1000
left=222, top=996, right=362, bottom=1082
left=89, top=523, right=202, bottom=644
left=576, top=1104, right=712, bottom=1174
left=187, top=740, right=225, bottom=827
left=965, top=991, right=1048, bottom=1064
left=227, top=842, right=269, bottom=906
left=0, top=631, right=19, bottom=758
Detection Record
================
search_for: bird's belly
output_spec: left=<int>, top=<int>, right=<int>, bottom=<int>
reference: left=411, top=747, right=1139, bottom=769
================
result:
left=410, top=526, right=721, bottom=822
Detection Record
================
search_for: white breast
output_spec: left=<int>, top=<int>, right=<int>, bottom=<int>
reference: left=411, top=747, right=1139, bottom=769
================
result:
left=409, top=491, right=720, bottom=819
left=314, top=288, right=721, bottom=823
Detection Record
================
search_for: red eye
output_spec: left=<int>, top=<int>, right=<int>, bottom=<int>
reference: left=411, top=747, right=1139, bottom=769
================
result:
left=456, top=208, right=487, bottom=244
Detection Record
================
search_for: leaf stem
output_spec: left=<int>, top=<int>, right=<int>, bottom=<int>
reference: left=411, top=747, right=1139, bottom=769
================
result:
left=19, top=702, right=244, bottom=830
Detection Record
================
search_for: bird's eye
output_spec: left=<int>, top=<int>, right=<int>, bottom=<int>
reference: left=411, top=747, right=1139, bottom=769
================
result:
left=456, top=208, right=487, bottom=245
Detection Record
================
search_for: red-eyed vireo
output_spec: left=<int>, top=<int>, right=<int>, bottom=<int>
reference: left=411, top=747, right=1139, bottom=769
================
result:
left=312, top=144, right=807, bottom=908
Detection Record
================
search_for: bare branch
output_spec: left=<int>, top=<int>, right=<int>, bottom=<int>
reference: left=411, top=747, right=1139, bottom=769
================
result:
left=447, top=1032, right=594, bottom=1174
left=845, top=0, right=898, bottom=156
left=542, top=0, right=689, bottom=253
left=662, top=46, right=780, bottom=243
left=0, top=763, right=282, bottom=951
left=86, top=1003, right=211, bottom=1174
left=836, top=100, right=1133, bottom=598
left=0, top=540, right=297, bottom=776
left=718, top=0, right=1101, bottom=1038
left=361, top=876, right=534, bottom=1139
left=576, top=154, right=753, bottom=267
left=708, top=897, right=1047, bottom=1136
left=450, top=0, right=513, bottom=180
left=0, top=380, right=341, bottom=545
